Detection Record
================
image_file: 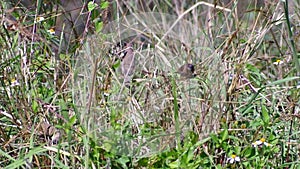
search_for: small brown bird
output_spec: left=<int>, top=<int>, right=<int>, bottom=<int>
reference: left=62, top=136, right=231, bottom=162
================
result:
left=177, top=63, right=196, bottom=79
left=121, top=43, right=135, bottom=85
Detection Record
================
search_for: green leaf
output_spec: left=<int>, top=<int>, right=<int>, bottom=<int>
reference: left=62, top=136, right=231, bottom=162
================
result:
left=261, top=105, right=269, bottom=125
left=102, top=142, right=112, bottom=152
left=101, top=1, right=109, bottom=9
left=0, top=148, right=15, bottom=162
left=186, top=148, right=194, bottom=164
left=88, top=1, right=98, bottom=12
left=31, top=100, right=39, bottom=113
left=266, top=76, right=300, bottom=87
left=210, top=133, right=219, bottom=143
left=194, top=137, right=211, bottom=147
left=4, top=146, right=48, bottom=169
left=113, top=60, right=121, bottom=69
left=95, top=21, right=103, bottom=33
left=239, top=38, right=246, bottom=43
left=234, top=146, right=242, bottom=154
left=246, top=63, right=260, bottom=74
left=168, top=159, right=180, bottom=168
left=116, top=156, right=130, bottom=169
left=69, top=115, right=77, bottom=126
left=221, top=142, right=229, bottom=151
left=221, top=129, right=228, bottom=142
left=242, top=147, right=254, bottom=158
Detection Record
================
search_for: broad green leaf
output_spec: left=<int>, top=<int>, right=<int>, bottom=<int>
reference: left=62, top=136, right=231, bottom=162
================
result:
left=261, top=105, right=269, bottom=125
left=186, top=148, right=194, bottom=164
left=116, top=156, right=130, bottom=169
left=88, top=1, right=98, bottom=12
left=242, top=147, right=254, bottom=158
left=101, top=1, right=109, bottom=9
left=69, top=115, right=77, bottom=126
left=113, top=60, right=121, bottom=69
left=168, top=159, right=180, bottom=168
left=95, top=21, right=103, bottom=33
left=221, top=129, right=228, bottom=141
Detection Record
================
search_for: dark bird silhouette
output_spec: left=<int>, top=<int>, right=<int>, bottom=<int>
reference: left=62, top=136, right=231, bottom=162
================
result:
left=177, top=63, right=196, bottom=79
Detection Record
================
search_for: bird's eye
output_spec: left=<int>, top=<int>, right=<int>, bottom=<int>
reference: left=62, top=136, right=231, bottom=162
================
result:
left=187, top=64, right=195, bottom=72
left=118, top=51, right=127, bottom=59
